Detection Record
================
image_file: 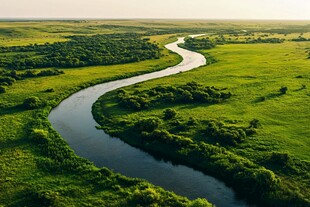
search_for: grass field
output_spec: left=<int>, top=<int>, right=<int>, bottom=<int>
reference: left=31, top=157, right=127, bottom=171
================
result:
left=1, top=20, right=310, bottom=206
left=1, top=25, right=211, bottom=206
left=94, top=33, right=310, bottom=206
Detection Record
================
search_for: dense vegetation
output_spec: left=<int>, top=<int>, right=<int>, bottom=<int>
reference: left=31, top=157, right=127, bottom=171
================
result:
left=0, top=68, right=64, bottom=87
left=1, top=28, right=213, bottom=206
left=94, top=86, right=308, bottom=206
left=0, top=33, right=160, bottom=70
left=117, top=82, right=232, bottom=110
left=183, top=36, right=284, bottom=51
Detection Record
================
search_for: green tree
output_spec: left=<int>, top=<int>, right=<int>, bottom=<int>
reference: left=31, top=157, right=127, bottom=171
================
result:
left=163, top=108, right=177, bottom=120
left=23, top=96, right=41, bottom=109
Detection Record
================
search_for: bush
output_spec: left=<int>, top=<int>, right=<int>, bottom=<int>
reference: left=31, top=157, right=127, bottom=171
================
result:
left=37, top=69, right=64, bottom=77
left=269, top=152, right=290, bottom=166
left=30, top=128, right=49, bottom=144
left=190, top=198, right=213, bottom=207
left=44, top=88, right=55, bottom=93
left=163, top=108, right=177, bottom=120
left=205, top=120, right=250, bottom=146
left=249, top=119, right=260, bottom=128
left=0, top=86, right=6, bottom=93
left=134, top=117, right=162, bottom=132
left=0, top=76, right=16, bottom=85
left=280, top=86, right=288, bottom=94
left=23, top=96, right=41, bottom=109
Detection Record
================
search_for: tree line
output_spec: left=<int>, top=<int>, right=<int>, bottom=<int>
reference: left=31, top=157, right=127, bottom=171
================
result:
left=117, top=81, right=232, bottom=110
left=182, top=36, right=285, bottom=51
left=0, top=33, right=160, bottom=70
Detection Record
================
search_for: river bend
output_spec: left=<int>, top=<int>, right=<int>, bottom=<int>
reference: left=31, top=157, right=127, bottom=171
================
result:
left=48, top=37, right=250, bottom=207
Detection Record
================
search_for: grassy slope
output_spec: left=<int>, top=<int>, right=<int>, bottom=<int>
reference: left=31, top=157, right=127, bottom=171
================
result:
left=0, top=25, right=214, bottom=206
left=94, top=39, right=310, bottom=205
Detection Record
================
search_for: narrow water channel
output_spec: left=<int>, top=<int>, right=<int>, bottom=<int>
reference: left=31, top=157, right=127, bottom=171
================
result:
left=48, top=37, right=251, bottom=207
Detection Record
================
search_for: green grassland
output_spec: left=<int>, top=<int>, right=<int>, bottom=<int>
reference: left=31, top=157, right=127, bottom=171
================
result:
left=0, top=27, right=213, bottom=206
left=93, top=32, right=310, bottom=206
left=1, top=20, right=310, bottom=206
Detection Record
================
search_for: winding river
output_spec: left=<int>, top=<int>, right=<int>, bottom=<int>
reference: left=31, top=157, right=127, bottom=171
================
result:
left=48, top=37, right=251, bottom=207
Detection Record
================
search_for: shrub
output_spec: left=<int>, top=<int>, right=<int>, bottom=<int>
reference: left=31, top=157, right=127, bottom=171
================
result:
left=44, top=88, right=55, bottom=93
left=131, top=188, right=161, bottom=206
left=205, top=120, right=250, bottom=146
left=22, top=70, right=37, bottom=78
left=190, top=198, right=213, bottom=207
left=134, top=117, right=161, bottom=132
left=37, top=69, right=64, bottom=77
left=269, top=152, right=290, bottom=166
left=0, top=86, right=6, bottom=93
left=163, top=108, right=177, bottom=120
left=0, top=76, right=16, bottom=85
left=280, top=86, right=288, bottom=94
left=30, top=128, right=49, bottom=144
left=23, top=96, right=41, bottom=109
left=249, top=119, right=260, bottom=128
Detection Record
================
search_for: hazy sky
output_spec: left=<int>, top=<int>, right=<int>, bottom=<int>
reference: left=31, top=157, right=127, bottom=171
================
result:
left=1, top=0, right=310, bottom=20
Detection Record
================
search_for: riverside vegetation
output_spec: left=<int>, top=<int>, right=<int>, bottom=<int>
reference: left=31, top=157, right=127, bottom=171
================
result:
left=93, top=23, right=310, bottom=207
left=1, top=20, right=310, bottom=206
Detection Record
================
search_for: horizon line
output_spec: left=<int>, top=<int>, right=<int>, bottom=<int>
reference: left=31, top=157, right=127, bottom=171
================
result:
left=0, top=17, right=310, bottom=22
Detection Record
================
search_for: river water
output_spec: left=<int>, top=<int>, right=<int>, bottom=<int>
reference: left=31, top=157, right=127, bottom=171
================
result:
left=48, top=37, right=251, bottom=207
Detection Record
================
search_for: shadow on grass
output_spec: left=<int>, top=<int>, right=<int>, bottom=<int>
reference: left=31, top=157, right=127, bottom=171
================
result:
left=0, top=105, right=25, bottom=116
left=253, top=92, right=284, bottom=103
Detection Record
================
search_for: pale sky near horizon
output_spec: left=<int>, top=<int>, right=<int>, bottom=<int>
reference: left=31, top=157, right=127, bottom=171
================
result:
left=0, top=0, right=309, bottom=20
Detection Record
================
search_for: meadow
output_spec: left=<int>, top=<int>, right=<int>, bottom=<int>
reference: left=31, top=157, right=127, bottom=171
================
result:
left=0, top=20, right=309, bottom=206
left=93, top=29, right=310, bottom=206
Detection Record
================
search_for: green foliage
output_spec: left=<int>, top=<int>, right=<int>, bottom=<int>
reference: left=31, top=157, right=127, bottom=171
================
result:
left=1, top=20, right=310, bottom=207
left=135, top=117, right=162, bottom=133
left=189, top=198, right=213, bottom=207
left=0, top=33, right=160, bottom=70
left=184, top=37, right=216, bottom=50
left=0, top=76, right=16, bottom=85
left=22, top=96, right=41, bottom=109
left=117, top=82, right=232, bottom=111
left=269, top=152, right=290, bottom=166
left=249, top=119, right=260, bottom=129
left=92, top=28, right=310, bottom=206
left=44, top=88, right=55, bottom=93
left=0, top=86, right=6, bottom=93
left=291, top=36, right=310, bottom=41
left=163, top=108, right=177, bottom=120
left=205, top=120, right=251, bottom=146
left=30, top=128, right=49, bottom=144
left=279, top=86, right=288, bottom=94
left=0, top=69, right=64, bottom=90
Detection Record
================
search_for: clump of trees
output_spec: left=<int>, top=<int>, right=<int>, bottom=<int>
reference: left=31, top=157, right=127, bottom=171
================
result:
left=163, top=108, right=177, bottom=120
left=23, top=96, right=41, bottom=109
left=246, top=37, right=284, bottom=44
left=183, top=37, right=216, bottom=50
left=134, top=117, right=162, bottom=133
left=269, top=152, right=290, bottom=166
left=30, top=128, right=49, bottom=144
left=291, top=36, right=310, bottom=42
left=205, top=120, right=256, bottom=146
left=117, top=82, right=232, bottom=111
left=0, top=69, right=64, bottom=88
left=0, top=33, right=160, bottom=70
